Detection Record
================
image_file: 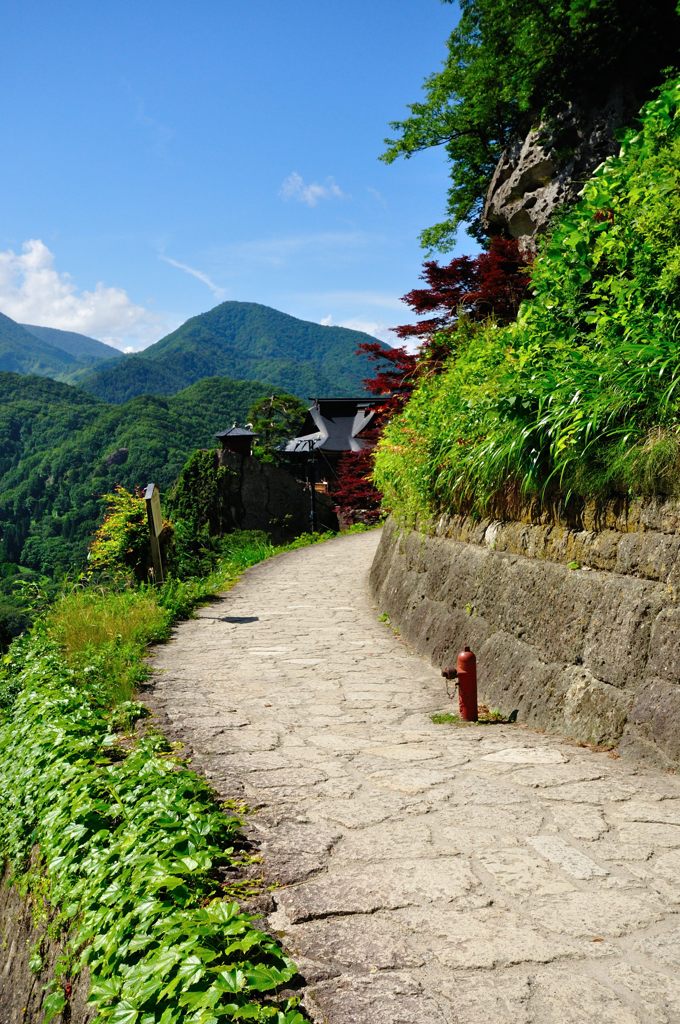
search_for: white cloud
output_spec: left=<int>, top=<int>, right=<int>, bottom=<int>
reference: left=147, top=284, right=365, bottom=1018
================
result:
left=160, top=254, right=227, bottom=301
left=0, top=239, right=166, bottom=350
left=366, top=186, right=388, bottom=208
left=279, top=171, right=347, bottom=207
left=318, top=313, right=396, bottom=346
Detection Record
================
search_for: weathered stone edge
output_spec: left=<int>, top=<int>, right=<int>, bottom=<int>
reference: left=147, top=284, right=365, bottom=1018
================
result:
left=430, top=499, right=680, bottom=587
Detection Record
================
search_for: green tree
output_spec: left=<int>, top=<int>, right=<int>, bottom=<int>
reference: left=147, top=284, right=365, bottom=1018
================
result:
left=247, top=393, right=308, bottom=460
left=0, top=596, right=30, bottom=651
left=88, top=486, right=154, bottom=581
left=382, top=0, right=678, bottom=247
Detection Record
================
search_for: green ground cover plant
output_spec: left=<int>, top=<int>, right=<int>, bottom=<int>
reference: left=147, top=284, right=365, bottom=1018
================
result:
left=0, top=529, right=331, bottom=1023
left=375, top=78, right=680, bottom=523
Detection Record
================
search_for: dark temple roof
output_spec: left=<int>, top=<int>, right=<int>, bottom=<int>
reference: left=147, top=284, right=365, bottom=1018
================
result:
left=215, top=425, right=258, bottom=440
left=282, top=397, right=378, bottom=455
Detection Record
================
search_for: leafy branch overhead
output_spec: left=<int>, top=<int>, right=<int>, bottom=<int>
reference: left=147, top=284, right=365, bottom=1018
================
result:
left=382, top=0, right=679, bottom=246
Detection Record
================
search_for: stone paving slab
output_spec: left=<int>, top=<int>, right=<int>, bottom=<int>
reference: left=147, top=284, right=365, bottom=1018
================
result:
left=148, top=531, right=680, bottom=1024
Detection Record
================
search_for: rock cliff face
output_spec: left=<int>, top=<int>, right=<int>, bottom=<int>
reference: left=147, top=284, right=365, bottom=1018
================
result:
left=370, top=509, right=680, bottom=768
left=482, top=96, right=631, bottom=241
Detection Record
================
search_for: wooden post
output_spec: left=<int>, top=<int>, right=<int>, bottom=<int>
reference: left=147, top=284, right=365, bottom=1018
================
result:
left=144, top=482, right=164, bottom=584
left=308, top=443, right=317, bottom=533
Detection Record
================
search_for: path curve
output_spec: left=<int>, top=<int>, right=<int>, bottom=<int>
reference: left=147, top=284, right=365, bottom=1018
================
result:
left=149, top=531, right=680, bottom=1024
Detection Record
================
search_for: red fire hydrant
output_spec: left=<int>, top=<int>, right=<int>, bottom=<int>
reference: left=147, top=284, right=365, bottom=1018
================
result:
left=442, top=646, right=478, bottom=722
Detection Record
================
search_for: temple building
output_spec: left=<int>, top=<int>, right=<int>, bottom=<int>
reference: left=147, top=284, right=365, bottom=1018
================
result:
left=281, top=396, right=380, bottom=492
left=214, top=425, right=258, bottom=461
left=282, top=397, right=378, bottom=457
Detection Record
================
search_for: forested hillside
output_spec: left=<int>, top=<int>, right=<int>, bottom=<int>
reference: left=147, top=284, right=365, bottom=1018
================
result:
left=0, top=373, right=283, bottom=575
left=80, top=301, right=385, bottom=402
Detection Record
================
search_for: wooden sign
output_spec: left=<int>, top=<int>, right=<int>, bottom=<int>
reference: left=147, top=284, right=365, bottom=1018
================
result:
left=144, top=483, right=163, bottom=537
left=144, top=483, right=164, bottom=583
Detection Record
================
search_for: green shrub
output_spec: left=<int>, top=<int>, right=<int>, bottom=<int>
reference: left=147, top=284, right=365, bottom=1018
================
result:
left=0, top=595, right=30, bottom=651
left=0, top=526, right=336, bottom=1020
left=166, top=450, right=231, bottom=538
left=88, top=487, right=156, bottom=581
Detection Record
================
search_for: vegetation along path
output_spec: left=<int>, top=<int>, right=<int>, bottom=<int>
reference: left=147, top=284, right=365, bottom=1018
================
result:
left=148, top=531, right=680, bottom=1024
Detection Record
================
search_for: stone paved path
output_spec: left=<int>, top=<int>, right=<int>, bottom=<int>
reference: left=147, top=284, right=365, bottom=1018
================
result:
left=148, top=531, right=680, bottom=1024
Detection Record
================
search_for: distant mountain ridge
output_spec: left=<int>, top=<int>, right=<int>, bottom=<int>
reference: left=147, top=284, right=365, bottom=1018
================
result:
left=0, top=301, right=388, bottom=402
left=22, top=323, right=123, bottom=364
left=0, top=311, right=122, bottom=380
left=80, top=301, right=387, bottom=403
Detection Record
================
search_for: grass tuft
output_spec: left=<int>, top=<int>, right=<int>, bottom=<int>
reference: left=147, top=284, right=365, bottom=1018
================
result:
left=47, top=588, right=168, bottom=656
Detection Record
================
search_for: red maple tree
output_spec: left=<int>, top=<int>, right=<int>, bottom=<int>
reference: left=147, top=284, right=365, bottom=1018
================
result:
left=332, top=239, right=531, bottom=525
left=330, top=448, right=382, bottom=527
left=356, top=342, right=418, bottom=422
left=394, top=236, right=531, bottom=343
left=329, top=343, right=417, bottom=525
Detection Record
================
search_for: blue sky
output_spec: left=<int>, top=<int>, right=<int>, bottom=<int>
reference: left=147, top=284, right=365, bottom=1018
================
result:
left=1, top=1, right=467, bottom=350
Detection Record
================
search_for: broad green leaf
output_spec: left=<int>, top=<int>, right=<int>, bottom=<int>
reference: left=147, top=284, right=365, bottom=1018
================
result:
left=42, top=991, right=67, bottom=1024
left=107, top=1000, right=139, bottom=1024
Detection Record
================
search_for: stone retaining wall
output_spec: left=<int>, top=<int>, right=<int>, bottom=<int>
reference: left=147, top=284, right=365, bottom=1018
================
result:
left=433, top=497, right=680, bottom=586
left=369, top=515, right=680, bottom=767
left=214, top=451, right=338, bottom=539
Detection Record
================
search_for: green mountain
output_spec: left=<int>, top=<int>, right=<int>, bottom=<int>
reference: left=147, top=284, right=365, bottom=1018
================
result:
left=0, top=372, right=281, bottom=576
left=0, top=311, right=122, bottom=380
left=22, top=323, right=123, bottom=365
left=0, top=313, right=81, bottom=377
left=80, top=301, right=386, bottom=403
left=0, top=301, right=387, bottom=575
